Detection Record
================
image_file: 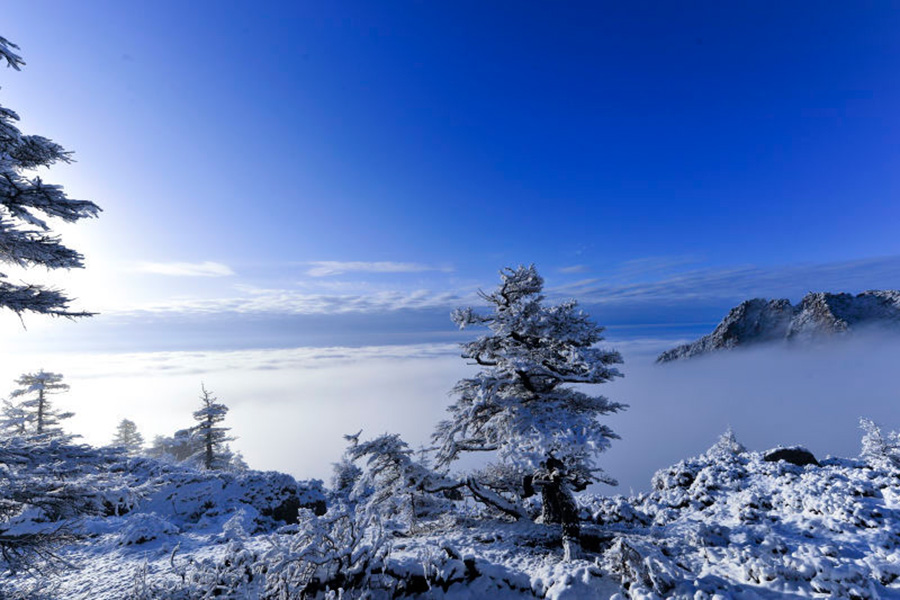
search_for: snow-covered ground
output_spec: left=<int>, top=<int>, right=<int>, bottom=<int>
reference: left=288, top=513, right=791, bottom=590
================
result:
left=4, top=427, right=900, bottom=599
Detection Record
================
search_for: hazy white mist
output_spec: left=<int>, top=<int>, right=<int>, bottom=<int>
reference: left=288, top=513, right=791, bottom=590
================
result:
left=3, top=333, right=898, bottom=493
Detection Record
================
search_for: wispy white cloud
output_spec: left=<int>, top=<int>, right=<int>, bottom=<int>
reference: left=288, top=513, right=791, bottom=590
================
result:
left=611, top=255, right=704, bottom=281
left=305, top=261, right=452, bottom=277
left=135, top=261, right=235, bottom=277
left=103, top=255, right=900, bottom=323
left=112, top=287, right=468, bottom=317
left=551, top=255, right=900, bottom=305
left=559, top=264, right=589, bottom=274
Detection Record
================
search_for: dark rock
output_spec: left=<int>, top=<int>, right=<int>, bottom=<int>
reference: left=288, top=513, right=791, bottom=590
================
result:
left=259, top=489, right=326, bottom=524
left=764, top=447, right=820, bottom=467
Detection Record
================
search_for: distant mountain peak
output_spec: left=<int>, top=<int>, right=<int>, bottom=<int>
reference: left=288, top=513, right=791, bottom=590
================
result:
left=657, top=290, right=900, bottom=362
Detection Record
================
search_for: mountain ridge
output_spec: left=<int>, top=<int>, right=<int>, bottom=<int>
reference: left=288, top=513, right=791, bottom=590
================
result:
left=657, top=290, right=900, bottom=362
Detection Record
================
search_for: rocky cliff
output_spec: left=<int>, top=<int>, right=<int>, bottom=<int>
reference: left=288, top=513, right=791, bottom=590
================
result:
left=657, top=290, right=900, bottom=362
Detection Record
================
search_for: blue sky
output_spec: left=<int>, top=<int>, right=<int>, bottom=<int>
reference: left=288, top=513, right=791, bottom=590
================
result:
left=2, top=3, right=900, bottom=486
left=4, top=2, right=900, bottom=350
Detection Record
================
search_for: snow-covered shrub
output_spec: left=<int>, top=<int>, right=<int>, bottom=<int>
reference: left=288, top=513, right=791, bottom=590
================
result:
left=581, top=495, right=651, bottom=527
left=0, top=437, right=139, bottom=573
left=181, top=541, right=263, bottom=599
left=344, top=433, right=458, bottom=532
left=126, top=542, right=264, bottom=600
left=703, top=427, right=746, bottom=461
left=330, top=454, right=363, bottom=503
left=146, top=426, right=246, bottom=472
left=262, top=503, right=391, bottom=598
left=601, top=538, right=679, bottom=597
left=860, top=417, right=900, bottom=471
left=146, top=428, right=203, bottom=466
left=118, top=513, right=180, bottom=546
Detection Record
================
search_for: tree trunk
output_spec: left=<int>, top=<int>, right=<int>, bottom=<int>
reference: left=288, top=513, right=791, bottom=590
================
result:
left=537, top=461, right=582, bottom=561
left=37, top=388, right=45, bottom=435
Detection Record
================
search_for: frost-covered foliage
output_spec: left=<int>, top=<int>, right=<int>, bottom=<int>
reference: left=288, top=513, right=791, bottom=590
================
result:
left=125, top=503, right=388, bottom=600
left=0, top=397, right=28, bottom=437
left=146, top=428, right=202, bottom=465
left=703, top=426, right=747, bottom=461
left=434, top=265, right=625, bottom=495
left=192, top=384, right=235, bottom=470
left=330, top=454, right=363, bottom=501
left=0, top=36, right=100, bottom=318
left=860, top=417, right=900, bottom=471
left=342, top=433, right=458, bottom=532
left=0, top=436, right=326, bottom=589
left=0, top=438, right=137, bottom=574
left=146, top=426, right=245, bottom=472
left=6, top=370, right=74, bottom=440
left=260, top=505, right=391, bottom=598
left=111, top=418, right=144, bottom=455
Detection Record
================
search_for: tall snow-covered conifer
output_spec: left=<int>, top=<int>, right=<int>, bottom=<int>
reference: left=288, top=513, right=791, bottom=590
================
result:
left=433, top=265, right=626, bottom=492
left=192, top=384, right=234, bottom=470
left=0, top=36, right=100, bottom=318
left=8, top=370, right=73, bottom=439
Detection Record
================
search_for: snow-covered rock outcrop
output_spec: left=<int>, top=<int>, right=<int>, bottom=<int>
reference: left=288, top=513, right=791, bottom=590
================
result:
left=657, top=290, right=900, bottom=362
left=580, top=433, right=900, bottom=599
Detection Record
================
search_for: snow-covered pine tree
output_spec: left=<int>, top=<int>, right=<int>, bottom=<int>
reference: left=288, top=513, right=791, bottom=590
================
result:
left=0, top=398, right=28, bottom=437
left=0, top=36, right=100, bottom=318
left=111, top=418, right=144, bottom=455
left=432, top=265, right=625, bottom=538
left=192, top=384, right=235, bottom=470
left=8, top=370, right=73, bottom=440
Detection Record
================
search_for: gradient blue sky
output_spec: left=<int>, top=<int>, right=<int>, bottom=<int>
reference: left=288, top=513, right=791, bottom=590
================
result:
left=2, top=3, right=900, bottom=485
left=5, top=3, right=900, bottom=344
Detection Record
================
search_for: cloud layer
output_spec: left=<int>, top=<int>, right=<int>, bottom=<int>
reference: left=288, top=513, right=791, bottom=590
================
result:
left=135, top=261, right=235, bottom=277
left=116, top=255, right=900, bottom=320
left=305, top=261, right=452, bottom=277
left=560, top=255, right=900, bottom=306
left=8, top=334, right=899, bottom=494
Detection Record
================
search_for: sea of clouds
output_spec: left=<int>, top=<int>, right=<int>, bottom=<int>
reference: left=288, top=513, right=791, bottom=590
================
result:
left=2, top=332, right=898, bottom=494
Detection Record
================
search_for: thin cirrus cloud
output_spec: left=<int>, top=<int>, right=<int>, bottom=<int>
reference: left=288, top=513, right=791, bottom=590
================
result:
left=113, top=288, right=466, bottom=317
left=108, top=255, right=900, bottom=319
left=559, top=264, right=589, bottom=274
left=135, top=261, right=235, bottom=277
left=305, top=261, right=453, bottom=277
left=556, top=255, right=900, bottom=305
